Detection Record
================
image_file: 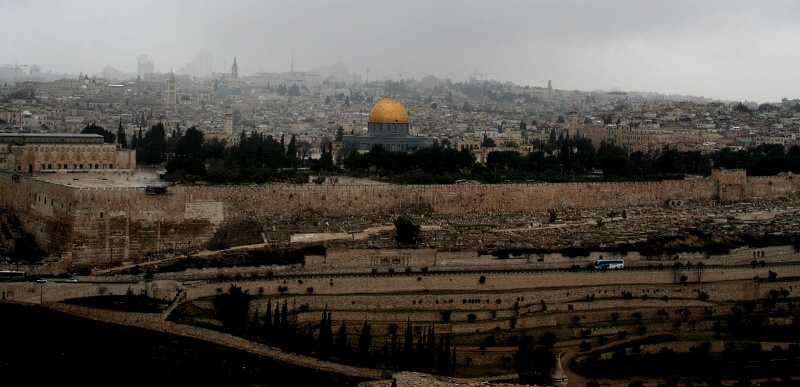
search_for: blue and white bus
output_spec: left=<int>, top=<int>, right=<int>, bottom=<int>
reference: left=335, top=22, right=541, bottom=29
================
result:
left=594, top=258, right=624, bottom=270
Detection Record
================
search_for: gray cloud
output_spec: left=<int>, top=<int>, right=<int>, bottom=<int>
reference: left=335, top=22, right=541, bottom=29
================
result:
left=2, top=0, right=798, bottom=102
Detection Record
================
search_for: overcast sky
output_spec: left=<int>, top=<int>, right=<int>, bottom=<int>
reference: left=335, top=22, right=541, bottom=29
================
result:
left=2, top=0, right=799, bottom=103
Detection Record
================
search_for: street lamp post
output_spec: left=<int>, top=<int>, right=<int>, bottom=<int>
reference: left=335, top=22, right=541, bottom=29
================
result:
left=109, top=247, right=113, bottom=272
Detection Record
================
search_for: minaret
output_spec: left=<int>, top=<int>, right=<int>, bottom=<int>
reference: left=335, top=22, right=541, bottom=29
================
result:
left=231, top=57, right=238, bottom=79
left=164, top=71, right=177, bottom=106
left=566, top=100, right=582, bottom=136
left=224, top=107, right=233, bottom=136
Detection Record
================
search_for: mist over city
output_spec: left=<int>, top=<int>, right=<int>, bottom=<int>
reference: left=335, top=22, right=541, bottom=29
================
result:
left=4, top=1, right=800, bottom=387
left=3, top=0, right=800, bottom=102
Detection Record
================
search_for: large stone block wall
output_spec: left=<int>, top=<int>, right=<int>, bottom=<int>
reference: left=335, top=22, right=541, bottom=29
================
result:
left=2, top=169, right=798, bottom=266
left=305, top=248, right=438, bottom=269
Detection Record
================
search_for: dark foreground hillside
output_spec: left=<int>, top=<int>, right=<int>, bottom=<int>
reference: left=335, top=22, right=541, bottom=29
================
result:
left=0, top=302, right=367, bottom=387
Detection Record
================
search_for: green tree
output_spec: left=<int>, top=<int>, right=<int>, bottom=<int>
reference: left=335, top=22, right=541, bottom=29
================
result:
left=514, top=335, right=555, bottom=385
left=82, top=123, right=116, bottom=144
left=394, top=216, right=420, bottom=245
left=335, top=126, right=344, bottom=142
left=212, top=284, right=251, bottom=335
left=174, top=127, right=204, bottom=158
left=318, top=143, right=334, bottom=172
left=137, top=123, right=167, bottom=166
left=482, top=134, right=496, bottom=148
left=540, top=331, right=557, bottom=349
left=334, top=321, right=350, bottom=359
left=356, top=320, right=373, bottom=364
left=117, top=120, right=127, bottom=148
left=317, top=306, right=333, bottom=356
left=286, top=134, right=297, bottom=166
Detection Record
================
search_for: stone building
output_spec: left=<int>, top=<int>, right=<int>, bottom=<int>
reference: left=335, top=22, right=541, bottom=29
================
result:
left=0, top=133, right=135, bottom=173
left=203, top=107, right=240, bottom=147
left=342, top=97, right=434, bottom=152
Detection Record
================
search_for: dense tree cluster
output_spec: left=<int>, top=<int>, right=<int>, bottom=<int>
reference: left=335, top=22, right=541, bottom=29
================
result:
left=81, top=123, right=116, bottom=144
left=130, top=122, right=329, bottom=183
left=136, top=121, right=800, bottom=185
left=514, top=334, right=557, bottom=385
left=711, top=144, right=800, bottom=176
left=236, top=300, right=458, bottom=374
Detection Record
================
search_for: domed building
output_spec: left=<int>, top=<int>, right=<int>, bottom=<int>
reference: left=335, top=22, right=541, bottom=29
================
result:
left=342, top=97, right=434, bottom=152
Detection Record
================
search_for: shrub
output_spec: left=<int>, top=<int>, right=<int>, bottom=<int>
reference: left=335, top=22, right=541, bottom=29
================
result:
left=768, top=270, right=778, bottom=282
left=440, top=310, right=451, bottom=323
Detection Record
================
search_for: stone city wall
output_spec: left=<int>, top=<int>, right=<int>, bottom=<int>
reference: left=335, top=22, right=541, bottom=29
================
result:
left=2, top=169, right=798, bottom=266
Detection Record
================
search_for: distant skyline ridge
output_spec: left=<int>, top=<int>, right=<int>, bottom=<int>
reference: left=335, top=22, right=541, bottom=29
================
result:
left=2, top=0, right=798, bottom=103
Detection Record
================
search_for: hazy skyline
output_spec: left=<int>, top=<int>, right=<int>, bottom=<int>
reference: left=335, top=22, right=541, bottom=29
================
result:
left=2, top=0, right=799, bottom=103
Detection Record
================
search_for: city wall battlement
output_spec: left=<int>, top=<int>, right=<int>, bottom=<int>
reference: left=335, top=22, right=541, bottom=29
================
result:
left=1, top=169, right=798, bottom=265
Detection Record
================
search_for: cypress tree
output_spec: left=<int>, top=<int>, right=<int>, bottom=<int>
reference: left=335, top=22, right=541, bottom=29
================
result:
left=356, top=320, right=372, bottom=363
left=403, top=319, right=414, bottom=363
left=263, top=299, right=273, bottom=340
left=334, top=321, right=349, bottom=359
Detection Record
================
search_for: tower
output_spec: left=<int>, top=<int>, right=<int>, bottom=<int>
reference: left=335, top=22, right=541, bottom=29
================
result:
left=164, top=71, right=177, bottom=106
left=549, top=351, right=569, bottom=387
left=224, top=107, right=233, bottom=135
left=231, top=57, right=238, bottom=79
left=565, top=100, right=582, bottom=136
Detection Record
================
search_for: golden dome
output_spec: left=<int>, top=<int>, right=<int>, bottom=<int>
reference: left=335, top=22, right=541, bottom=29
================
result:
left=368, top=97, right=409, bottom=124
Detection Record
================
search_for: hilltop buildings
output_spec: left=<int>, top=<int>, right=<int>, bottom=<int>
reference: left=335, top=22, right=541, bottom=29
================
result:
left=1, top=56, right=799, bottom=168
